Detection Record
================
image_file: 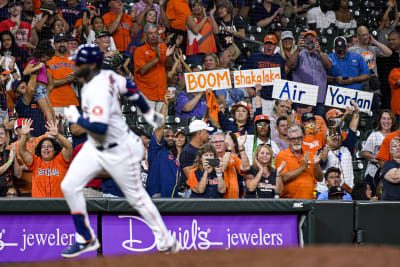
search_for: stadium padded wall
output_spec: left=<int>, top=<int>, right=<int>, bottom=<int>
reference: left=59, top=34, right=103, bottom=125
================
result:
left=0, top=199, right=400, bottom=245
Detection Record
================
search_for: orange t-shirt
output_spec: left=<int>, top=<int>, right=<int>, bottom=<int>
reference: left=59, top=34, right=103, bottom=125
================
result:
left=46, top=55, right=79, bottom=107
left=103, top=12, right=132, bottom=52
left=28, top=152, right=70, bottom=198
left=303, top=131, right=326, bottom=154
left=11, top=135, right=48, bottom=194
left=275, top=147, right=316, bottom=199
left=295, top=114, right=328, bottom=134
left=166, top=0, right=191, bottom=31
left=134, top=41, right=167, bottom=101
left=223, top=155, right=244, bottom=199
left=388, top=68, right=400, bottom=115
left=376, top=130, right=400, bottom=162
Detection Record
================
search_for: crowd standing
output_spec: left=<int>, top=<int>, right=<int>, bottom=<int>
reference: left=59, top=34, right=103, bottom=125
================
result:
left=0, top=0, right=400, bottom=201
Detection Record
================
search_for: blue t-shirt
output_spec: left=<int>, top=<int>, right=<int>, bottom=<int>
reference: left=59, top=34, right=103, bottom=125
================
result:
left=56, top=1, right=83, bottom=29
left=317, top=189, right=353, bottom=200
left=381, top=160, right=400, bottom=200
left=146, top=134, right=180, bottom=198
left=15, top=97, right=45, bottom=137
left=328, top=52, right=370, bottom=90
left=179, top=143, right=199, bottom=187
left=190, top=168, right=223, bottom=199
left=243, top=52, right=286, bottom=100
left=215, top=88, right=245, bottom=107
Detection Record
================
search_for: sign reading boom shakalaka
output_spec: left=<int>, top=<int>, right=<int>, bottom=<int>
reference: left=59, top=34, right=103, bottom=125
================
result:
left=233, top=67, right=281, bottom=88
left=185, top=69, right=231, bottom=92
left=325, top=85, right=373, bottom=112
left=272, top=79, right=318, bottom=106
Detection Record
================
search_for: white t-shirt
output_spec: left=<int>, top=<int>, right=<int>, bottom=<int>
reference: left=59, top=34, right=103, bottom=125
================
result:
left=0, top=56, right=21, bottom=91
left=307, top=7, right=336, bottom=29
left=362, top=131, right=385, bottom=177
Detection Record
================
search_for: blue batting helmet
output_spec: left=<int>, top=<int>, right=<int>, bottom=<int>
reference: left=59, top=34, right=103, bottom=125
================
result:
left=69, top=44, right=103, bottom=65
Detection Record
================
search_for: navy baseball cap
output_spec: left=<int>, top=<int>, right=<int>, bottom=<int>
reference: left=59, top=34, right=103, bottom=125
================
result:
left=301, top=112, right=315, bottom=122
left=54, top=33, right=69, bottom=43
left=334, top=36, right=347, bottom=52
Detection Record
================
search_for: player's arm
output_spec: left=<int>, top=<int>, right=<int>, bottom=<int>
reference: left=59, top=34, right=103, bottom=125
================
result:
left=18, top=119, right=34, bottom=166
left=65, top=105, right=109, bottom=135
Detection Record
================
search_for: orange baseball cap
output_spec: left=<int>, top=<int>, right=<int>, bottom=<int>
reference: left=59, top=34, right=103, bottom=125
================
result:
left=232, top=101, right=251, bottom=113
left=326, top=109, right=344, bottom=120
left=302, top=30, right=318, bottom=38
left=263, top=34, right=278, bottom=44
left=254, top=114, right=270, bottom=125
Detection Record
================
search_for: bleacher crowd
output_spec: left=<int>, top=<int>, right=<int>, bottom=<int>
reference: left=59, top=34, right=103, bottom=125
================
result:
left=0, top=0, right=400, bottom=201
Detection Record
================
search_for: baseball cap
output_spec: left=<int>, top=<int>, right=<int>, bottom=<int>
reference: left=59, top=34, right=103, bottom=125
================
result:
left=68, top=34, right=79, bottom=42
left=328, top=186, right=346, bottom=196
left=54, top=33, right=68, bottom=43
left=0, top=66, right=11, bottom=75
left=326, top=109, right=344, bottom=120
left=14, top=118, right=27, bottom=130
left=301, top=112, right=315, bottom=122
left=174, top=128, right=186, bottom=137
left=264, top=34, right=278, bottom=45
left=302, top=30, right=318, bottom=38
left=86, top=1, right=96, bottom=9
left=189, top=120, right=213, bottom=133
left=281, top=31, right=294, bottom=40
left=334, top=36, right=347, bottom=52
left=254, top=114, right=270, bottom=125
left=8, top=0, right=21, bottom=7
left=232, top=101, right=251, bottom=113
left=95, top=29, right=111, bottom=39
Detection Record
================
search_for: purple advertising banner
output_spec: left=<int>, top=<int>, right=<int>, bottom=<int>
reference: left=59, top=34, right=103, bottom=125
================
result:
left=102, top=214, right=298, bottom=256
left=0, top=215, right=97, bottom=262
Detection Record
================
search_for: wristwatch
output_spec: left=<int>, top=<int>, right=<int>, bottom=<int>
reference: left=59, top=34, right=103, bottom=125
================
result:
left=225, top=149, right=232, bottom=153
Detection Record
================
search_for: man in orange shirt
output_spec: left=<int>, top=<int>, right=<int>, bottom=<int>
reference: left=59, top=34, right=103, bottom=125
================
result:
left=47, top=33, right=79, bottom=115
left=103, top=0, right=133, bottom=52
left=210, top=131, right=250, bottom=198
left=134, top=23, right=175, bottom=112
left=275, top=126, right=323, bottom=199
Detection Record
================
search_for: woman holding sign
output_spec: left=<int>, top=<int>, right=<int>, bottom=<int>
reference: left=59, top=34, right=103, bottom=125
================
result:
left=218, top=84, right=263, bottom=135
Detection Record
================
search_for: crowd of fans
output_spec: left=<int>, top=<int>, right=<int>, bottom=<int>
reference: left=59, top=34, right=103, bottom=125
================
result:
left=0, top=0, right=400, bottom=201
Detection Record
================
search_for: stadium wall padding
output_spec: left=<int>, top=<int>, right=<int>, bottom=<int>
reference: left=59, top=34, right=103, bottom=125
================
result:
left=1, top=199, right=400, bottom=245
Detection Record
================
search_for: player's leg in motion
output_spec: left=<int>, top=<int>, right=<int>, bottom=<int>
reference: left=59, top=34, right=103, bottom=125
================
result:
left=102, top=136, right=178, bottom=252
left=60, top=143, right=104, bottom=258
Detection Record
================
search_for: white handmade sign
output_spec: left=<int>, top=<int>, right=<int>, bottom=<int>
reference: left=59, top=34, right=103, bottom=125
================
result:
left=325, top=85, right=373, bottom=112
left=185, top=69, right=231, bottom=92
left=233, top=67, right=281, bottom=88
left=272, top=79, right=318, bottom=106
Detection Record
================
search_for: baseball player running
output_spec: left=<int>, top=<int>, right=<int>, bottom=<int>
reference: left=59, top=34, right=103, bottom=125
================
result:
left=60, top=45, right=179, bottom=258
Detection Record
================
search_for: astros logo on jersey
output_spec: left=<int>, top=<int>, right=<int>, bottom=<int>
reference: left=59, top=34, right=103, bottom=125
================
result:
left=92, top=106, right=104, bottom=116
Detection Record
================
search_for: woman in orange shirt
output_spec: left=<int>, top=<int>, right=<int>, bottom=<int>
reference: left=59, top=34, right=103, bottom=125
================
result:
left=18, top=119, right=72, bottom=198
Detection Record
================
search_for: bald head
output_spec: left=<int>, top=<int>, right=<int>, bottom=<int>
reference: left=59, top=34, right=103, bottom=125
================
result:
left=357, top=26, right=370, bottom=46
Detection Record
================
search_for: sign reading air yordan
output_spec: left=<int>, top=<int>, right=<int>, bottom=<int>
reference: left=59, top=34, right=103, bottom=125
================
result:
left=102, top=214, right=298, bottom=256
left=325, top=85, right=373, bottom=112
left=0, top=215, right=97, bottom=262
left=185, top=69, right=231, bottom=92
left=233, top=67, right=281, bottom=88
left=272, top=80, right=318, bottom=106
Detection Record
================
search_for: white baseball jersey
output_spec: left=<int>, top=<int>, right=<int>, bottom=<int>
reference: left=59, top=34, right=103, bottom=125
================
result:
left=80, top=69, right=130, bottom=147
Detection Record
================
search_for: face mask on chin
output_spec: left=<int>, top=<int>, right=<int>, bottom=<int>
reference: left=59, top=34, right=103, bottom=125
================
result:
left=58, top=46, right=67, bottom=53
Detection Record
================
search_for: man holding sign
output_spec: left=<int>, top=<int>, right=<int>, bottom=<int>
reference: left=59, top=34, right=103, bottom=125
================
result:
left=243, top=33, right=286, bottom=116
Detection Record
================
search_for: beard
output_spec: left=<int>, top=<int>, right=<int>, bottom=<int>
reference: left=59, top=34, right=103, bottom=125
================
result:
left=75, top=66, right=91, bottom=79
left=165, top=141, right=178, bottom=157
left=292, top=144, right=302, bottom=151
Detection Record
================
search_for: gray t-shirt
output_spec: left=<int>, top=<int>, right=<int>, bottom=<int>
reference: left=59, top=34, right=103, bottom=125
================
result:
left=348, top=45, right=382, bottom=90
left=377, top=25, right=394, bottom=46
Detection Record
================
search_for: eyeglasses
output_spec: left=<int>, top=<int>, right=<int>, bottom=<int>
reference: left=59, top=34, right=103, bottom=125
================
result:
left=288, top=136, right=303, bottom=142
left=6, top=193, right=17, bottom=196
left=256, top=123, right=269, bottom=128
left=42, top=145, right=54, bottom=149
left=211, top=140, right=225, bottom=144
